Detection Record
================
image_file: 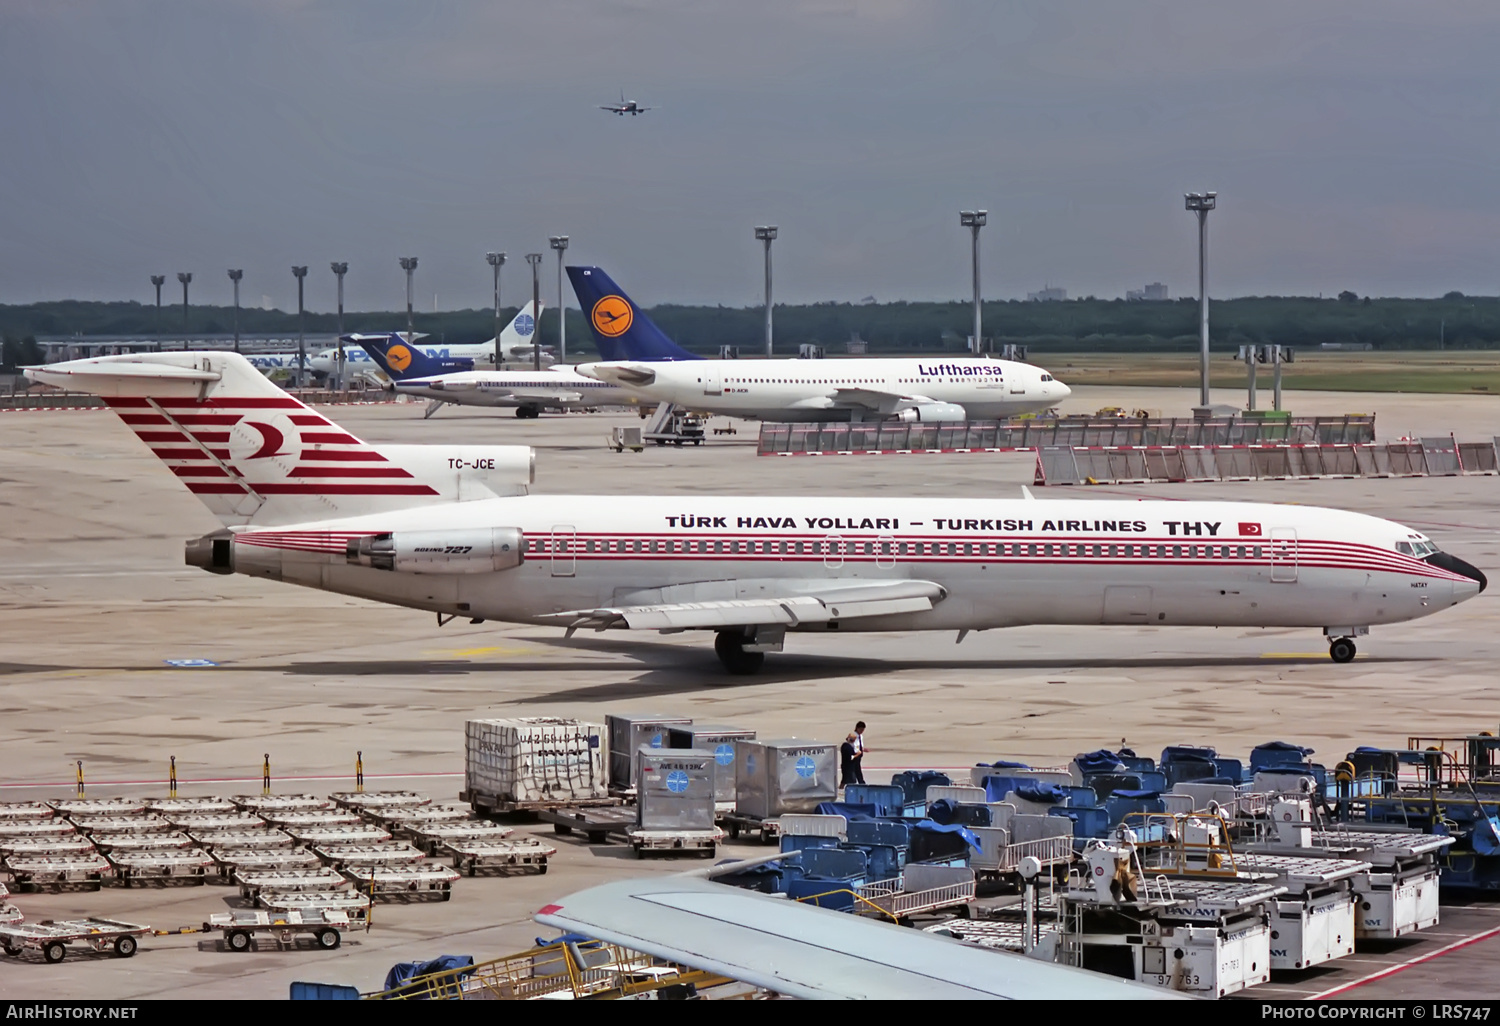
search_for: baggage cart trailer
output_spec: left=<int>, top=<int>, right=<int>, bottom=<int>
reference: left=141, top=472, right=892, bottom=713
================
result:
left=4, top=855, right=113, bottom=891
left=628, top=826, right=724, bottom=858
left=340, top=863, right=462, bottom=899
left=229, top=794, right=333, bottom=814
left=460, top=787, right=621, bottom=817
left=854, top=866, right=978, bottom=922
left=89, top=831, right=195, bottom=854
left=260, top=811, right=364, bottom=829
left=67, top=814, right=173, bottom=835
left=212, top=848, right=322, bottom=879
left=718, top=811, right=784, bottom=844
left=329, top=791, right=431, bottom=814
left=235, top=867, right=349, bottom=900
left=169, top=812, right=268, bottom=831
left=109, top=848, right=215, bottom=886
left=0, top=821, right=76, bottom=839
left=47, top=798, right=146, bottom=817
left=259, top=890, right=372, bottom=924
left=0, top=837, right=97, bottom=858
left=0, top=802, right=55, bottom=823
left=206, top=908, right=350, bottom=952
left=378, top=805, right=473, bottom=834
left=312, top=842, right=426, bottom=869
left=144, top=797, right=236, bottom=815
left=284, top=824, right=391, bottom=847
left=444, top=837, right=557, bottom=876
left=0, top=918, right=152, bottom=963
left=188, top=828, right=296, bottom=851
left=539, top=805, right=638, bottom=844
left=409, top=821, right=514, bottom=854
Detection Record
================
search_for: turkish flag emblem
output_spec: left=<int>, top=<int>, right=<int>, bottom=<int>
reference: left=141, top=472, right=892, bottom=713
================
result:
left=1239, top=522, right=1263, bottom=537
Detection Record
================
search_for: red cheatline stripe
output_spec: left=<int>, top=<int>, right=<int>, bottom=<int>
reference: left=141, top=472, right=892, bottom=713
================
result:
left=169, top=414, right=243, bottom=425
left=296, top=451, right=388, bottom=462
left=185, top=483, right=438, bottom=495
left=103, top=397, right=152, bottom=408
left=120, top=414, right=170, bottom=425
left=155, top=397, right=303, bottom=409
left=300, top=432, right=363, bottom=445
left=286, top=466, right=413, bottom=478
left=289, top=414, right=332, bottom=426
left=151, top=448, right=231, bottom=461
left=134, top=430, right=190, bottom=443
left=171, top=466, right=232, bottom=479
left=186, top=430, right=231, bottom=443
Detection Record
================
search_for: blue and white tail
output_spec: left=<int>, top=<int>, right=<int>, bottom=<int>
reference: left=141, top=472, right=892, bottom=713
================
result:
left=25, top=352, right=530, bottom=527
left=566, top=266, right=699, bottom=362
left=348, top=334, right=475, bottom=381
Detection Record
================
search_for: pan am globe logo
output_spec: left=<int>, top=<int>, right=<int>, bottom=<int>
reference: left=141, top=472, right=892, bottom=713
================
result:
left=591, top=295, right=633, bottom=337
left=666, top=770, right=689, bottom=794
left=795, top=756, right=816, bottom=778
left=515, top=313, right=534, bottom=337
left=715, top=743, right=735, bottom=766
left=386, top=344, right=413, bottom=373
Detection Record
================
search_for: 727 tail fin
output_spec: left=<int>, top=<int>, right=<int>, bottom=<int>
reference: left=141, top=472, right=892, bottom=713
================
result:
left=25, top=352, right=529, bottom=527
left=348, top=334, right=474, bottom=381
left=566, top=266, right=700, bottom=362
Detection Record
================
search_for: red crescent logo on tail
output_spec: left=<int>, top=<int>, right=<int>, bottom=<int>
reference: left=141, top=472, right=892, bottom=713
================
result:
left=244, top=422, right=288, bottom=459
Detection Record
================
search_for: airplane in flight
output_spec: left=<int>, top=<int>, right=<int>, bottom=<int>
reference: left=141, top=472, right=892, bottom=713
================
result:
left=601, top=92, right=653, bottom=115
left=355, top=334, right=642, bottom=419
left=567, top=266, right=1072, bottom=422
left=305, top=301, right=552, bottom=382
left=25, top=350, right=1486, bottom=673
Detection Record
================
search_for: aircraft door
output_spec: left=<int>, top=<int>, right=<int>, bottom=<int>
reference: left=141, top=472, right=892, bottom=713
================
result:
left=822, top=534, right=845, bottom=569
left=702, top=365, right=722, bottom=396
left=1270, top=528, right=1297, bottom=583
left=1102, top=585, right=1153, bottom=623
left=551, top=524, right=576, bottom=577
left=876, top=535, right=895, bottom=569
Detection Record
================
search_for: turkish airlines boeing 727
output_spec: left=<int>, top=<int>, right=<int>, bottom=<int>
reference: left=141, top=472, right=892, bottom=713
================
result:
left=26, top=352, right=1486, bottom=673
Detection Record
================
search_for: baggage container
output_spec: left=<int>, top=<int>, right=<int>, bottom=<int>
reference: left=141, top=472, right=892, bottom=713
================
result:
left=465, top=717, right=607, bottom=804
left=734, top=739, right=837, bottom=819
left=636, top=747, right=716, bottom=831
left=667, top=724, right=756, bottom=804
left=606, top=713, right=691, bottom=790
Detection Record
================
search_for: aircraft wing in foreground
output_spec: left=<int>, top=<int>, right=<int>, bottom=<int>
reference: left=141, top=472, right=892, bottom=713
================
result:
left=535, top=873, right=1177, bottom=1000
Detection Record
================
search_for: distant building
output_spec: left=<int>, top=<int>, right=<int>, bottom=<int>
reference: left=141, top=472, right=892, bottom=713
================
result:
left=1126, top=282, right=1169, bottom=301
left=846, top=332, right=868, bottom=355
left=1027, top=286, right=1067, bottom=302
left=859, top=295, right=877, bottom=305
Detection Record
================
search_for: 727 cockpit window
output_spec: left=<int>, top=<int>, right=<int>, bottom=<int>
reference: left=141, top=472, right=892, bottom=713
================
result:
left=1398, top=540, right=1438, bottom=556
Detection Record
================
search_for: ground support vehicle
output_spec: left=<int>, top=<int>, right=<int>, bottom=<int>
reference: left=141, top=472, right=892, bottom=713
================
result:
left=340, top=863, right=461, bottom=899
left=718, top=811, right=784, bottom=844
left=460, top=787, right=621, bottom=817
left=88, top=831, right=195, bottom=854
left=0, top=803, right=55, bottom=822
left=189, top=828, right=296, bottom=851
left=0, top=822, right=77, bottom=840
left=444, top=838, right=556, bottom=876
left=850, top=866, right=978, bottom=923
left=66, top=814, right=173, bottom=835
left=0, top=837, right=96, bottom=858
left=0, top=918, right=152, bottom=963
left=538, top=806, right=637, bottom=844
left=284, top=824, right=391, bottom=846
left=207, top=908, right=350, bottom=952
left=109, top=848, right=215, bottom=886
left=144, top=797, right=236, bottom=815
left=4, top=855, right=113, bottom=891
left=312, top=842, right=426, bottom=869
left=628, top=826, right=724, bottom=858
left=377, top=806, right=473, bottom=835
left=230, top=795, right=333, bottom=814
left=259, top=890, right=372, bottom=926
left=261, top=811, right=363, bottom=829
left=170, top=812, right=268, bottom=831
left=47, top=799, right=145, bottom=817
left=407, top=821, right=512, bottom=855
left=211, top=848, right=321, bottom=880
left=329, top=791, right=431, bottom=815
left=969, top=830, right=1075, bottom=883
left=235, top=867, right=349, bottom=900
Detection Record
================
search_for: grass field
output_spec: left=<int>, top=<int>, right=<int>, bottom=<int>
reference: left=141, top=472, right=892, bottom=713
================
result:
left=1043, top=350, right=1500, bottom=394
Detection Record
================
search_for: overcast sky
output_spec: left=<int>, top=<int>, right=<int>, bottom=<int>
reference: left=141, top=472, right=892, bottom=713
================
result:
left=4, top=1, right=1500, bottom=311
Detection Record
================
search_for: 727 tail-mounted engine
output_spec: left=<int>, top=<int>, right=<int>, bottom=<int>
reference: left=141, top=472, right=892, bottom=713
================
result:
left=346, top=528, right=525, bottom=574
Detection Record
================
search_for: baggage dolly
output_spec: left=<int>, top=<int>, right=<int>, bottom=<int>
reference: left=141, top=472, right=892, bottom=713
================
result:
left=718, top=811, right=784, bottom=844
left=628, top=827, right=724, bottom=858
left=443, top=837, right=557, bottom=876
left=340, top=863, right=462, bottom=900
left=377, top=805, right=473, bottom=834
left=47, top=798, right=147, bottom=817
left=4, top=855, right=113, bottom=891
left=67, top=814, right=174, bottom=835
left=329, top=790, right=431, bottom=814
left=539, top=806, right=637, bottom=844
left=460, top=788, right=621, bottom=817
left=260, top=810, right=363, bottom=829
left=188, top=828, right=296, bottom=851
left=144, top=796, right=237, bottom=815
left=212, top=848, right=321, bottom=879
left=235, top=867, right=349, bottom=900
left=312, top=842, right=426, bottom=869
left=206, top=908, right=350, bottom=952
left=408, top=821, right=513, bottom=855
left=258, top=890, right=373, bottom=925
left=89, top=831, right=195, bottom=854
left=0, top=802, right=56, bottom=823
left=229, top=794, right=333, bottom=814
left=284, top=824, right=391, bottom=847
left=109, top=848, right=215, bottom=886
left=169, top=812, right=269, bottom=831
left=0, top=918, right=153, bottom=963
left=0, top=821, right=77, bottom=840
left=0, top=837, right=97, bottom=858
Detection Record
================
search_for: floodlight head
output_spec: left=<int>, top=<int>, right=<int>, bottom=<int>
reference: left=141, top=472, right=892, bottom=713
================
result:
left=151, top=275, right=166, bottom=287
left=177, top=272, right=192, bottom=285
left=525, top=252, right=543, bottom=266
left=292, top=265, right=308, bottom=279
left=755, top=226, right=778, bottom=241
left=399, top=256, right=418, bottom=271
left=486, top=251, right=506, bottom=267
left=227, top=269, right=243, bottom=282
left=330, top=262, right=348, bottom=275
left=1185, top=192, right=1218, bottom=212
left=549, top=236, right=569, bottom=251
left=960, top=210, right=987, bottom=228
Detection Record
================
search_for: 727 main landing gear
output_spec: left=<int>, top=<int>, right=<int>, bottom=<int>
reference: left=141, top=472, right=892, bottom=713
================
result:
left=1328, top=637, right=1357, bottom=664
left=714, top=631, right=765, bottom=675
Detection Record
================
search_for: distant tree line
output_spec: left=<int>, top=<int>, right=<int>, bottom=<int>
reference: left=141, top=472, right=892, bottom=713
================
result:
left=3, top=293, right=1497, bottom=358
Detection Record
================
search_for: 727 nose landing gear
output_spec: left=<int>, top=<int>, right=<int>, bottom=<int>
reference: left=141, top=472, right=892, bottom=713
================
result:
left=1328, top=637, right=1357, bottom=664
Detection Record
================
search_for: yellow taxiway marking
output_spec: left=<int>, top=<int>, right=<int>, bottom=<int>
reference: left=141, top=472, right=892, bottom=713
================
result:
left=1261, top=652, right=1337, bottom=659
left=428, top=645, right=533, bottom=658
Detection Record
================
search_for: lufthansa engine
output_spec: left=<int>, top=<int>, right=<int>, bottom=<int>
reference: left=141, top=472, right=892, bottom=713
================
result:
left=346, top=527, right=525, bottom=574
left=893, top=402, right=966, bottom=423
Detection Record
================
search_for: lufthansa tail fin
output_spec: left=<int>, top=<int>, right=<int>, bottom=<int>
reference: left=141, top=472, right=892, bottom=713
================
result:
left=566, top=266, right=699, bottom=362
left=347, top=334, right=474, bottom=381
left=25, top=352, right=529, bottom=528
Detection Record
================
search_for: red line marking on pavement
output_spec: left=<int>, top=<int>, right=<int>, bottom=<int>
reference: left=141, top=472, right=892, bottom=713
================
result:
left=0, top=771, right=463, bottom=790
left=1309, top=923, right=1500, bottom=999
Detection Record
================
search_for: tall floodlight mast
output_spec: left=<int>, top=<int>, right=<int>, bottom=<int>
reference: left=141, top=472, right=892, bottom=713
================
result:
left=227, top=270, right=243, bottom=353
left=960, top=210, right=987, bottom=354
left=399, top=257, right=418, bottom=341
left=486, top=252, right=506, bottom=368
left=1184, top=192, right=1218, bottom=412
left=549, top=236, right=569, bottom=363
left=754, top=226, right=778, bottom=357
left=525, top=253, right=543, bottom=372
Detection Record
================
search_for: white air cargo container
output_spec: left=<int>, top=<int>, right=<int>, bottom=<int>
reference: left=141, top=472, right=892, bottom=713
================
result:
left=636, top=747, right=717, bottom=832
left=606, top=713, right=692, bottom=791
left=734, top=738, right=838, bottom=819
left=668, top=725, right=757, bottom=804
left=464, top=718, right=606, bottom=804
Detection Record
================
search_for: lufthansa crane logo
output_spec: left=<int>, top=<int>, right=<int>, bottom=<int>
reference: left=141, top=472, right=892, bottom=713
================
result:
left=386, top=344, right=413, bottom=372
left=591, top=295, right=633, bottom=338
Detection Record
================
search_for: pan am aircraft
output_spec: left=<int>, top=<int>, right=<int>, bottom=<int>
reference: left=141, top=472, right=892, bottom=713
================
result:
left=25, top=351, right=1485, bottom=673
left=568, top=266, right=1071, bottom=422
